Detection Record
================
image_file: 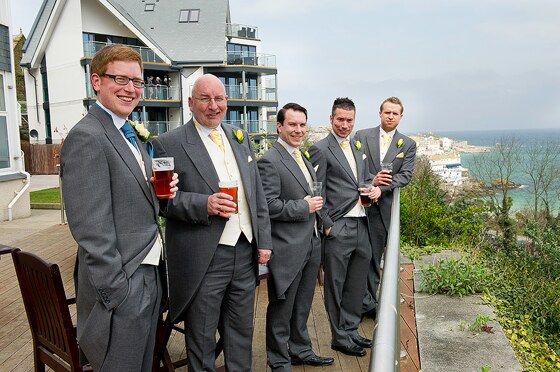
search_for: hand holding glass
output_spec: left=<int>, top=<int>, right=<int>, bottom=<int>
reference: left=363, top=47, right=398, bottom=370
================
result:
left=219, top=180, right=238, bottom=214
left=381, top=162, right=393, bottom=174
left=311, top=182, right=322, bottom=197
left=152, top=157, right=174, bottom=198
left=359, top=182, right=372, bottom=207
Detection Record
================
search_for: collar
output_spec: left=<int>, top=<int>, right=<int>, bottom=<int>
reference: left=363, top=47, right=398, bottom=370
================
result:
left=277, top=137, right=298, bottom=155
left=380, top=127, right=396, bottom=138
left=95, top=101, right=129, bottom=130
left=333, top=132, right=351, bottom=144
left=193, top=118, right=224, bottom=137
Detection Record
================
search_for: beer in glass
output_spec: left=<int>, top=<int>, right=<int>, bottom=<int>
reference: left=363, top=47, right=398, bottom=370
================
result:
left=219, top=180, right=238, bottom=214
left=152, top=157, right=174, bottom=198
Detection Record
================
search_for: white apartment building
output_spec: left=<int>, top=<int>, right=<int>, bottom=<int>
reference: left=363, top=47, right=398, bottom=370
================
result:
left=21, top=0, right=278, bottom=147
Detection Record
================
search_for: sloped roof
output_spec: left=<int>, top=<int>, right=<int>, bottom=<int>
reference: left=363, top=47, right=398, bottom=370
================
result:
left=21, top=0, right=55, bottom=66
left=110, top=0, right=229, bottom=64
left=22, top=0, right=230, bottom=67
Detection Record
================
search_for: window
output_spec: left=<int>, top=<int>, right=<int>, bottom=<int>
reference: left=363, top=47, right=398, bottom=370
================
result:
left=179, top=9, right=200, bottom=23
left=145, top=4, right=155, bottom=11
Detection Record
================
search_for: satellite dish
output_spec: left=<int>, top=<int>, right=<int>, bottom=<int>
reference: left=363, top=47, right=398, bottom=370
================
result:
left=30, top=129, right=39, bottom=139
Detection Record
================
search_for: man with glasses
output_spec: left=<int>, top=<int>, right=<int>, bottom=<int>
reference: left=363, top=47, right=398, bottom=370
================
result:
left=152, top=74, right=272, bottom=371
left=61, top=44, right=178, bottom=371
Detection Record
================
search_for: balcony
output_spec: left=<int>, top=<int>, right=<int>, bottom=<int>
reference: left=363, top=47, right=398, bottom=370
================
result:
left=83, top=41, right=165, bottom=63
left=142, top=84, right=180, bottom=101
left=145, top=121, right=181, bottom=136
left=224, top=85, right=277, bottom=102
left=225, top=51, right=276, bottom=68
left=223, top=120, right=277, bottom=134
left=226, top=24, right=258, bottom=39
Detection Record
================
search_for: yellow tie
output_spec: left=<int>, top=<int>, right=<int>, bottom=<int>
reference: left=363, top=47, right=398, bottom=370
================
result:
left=209, top=129, right=225, bottom=153
left=383, top=133, right=391, bottom=148
left=293, top=149, right=305, bottom=168
left=341, top=140, right=350, bottom=151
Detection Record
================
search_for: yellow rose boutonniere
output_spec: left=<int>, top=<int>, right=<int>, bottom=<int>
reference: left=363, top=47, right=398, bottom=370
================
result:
left=304, top=150, right=310, bottom=160
left=397, top=138, right=404, bottom=148
left=232, top=128, right=244, bottom=144
left=354, top=140, right=362, bottom=150
left=129, top=120, right=150, bottom=142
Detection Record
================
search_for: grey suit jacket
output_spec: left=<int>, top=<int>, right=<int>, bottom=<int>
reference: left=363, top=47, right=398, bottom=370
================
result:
left=308, top=133, right=370, bottom=233
left=152, top=120, right=272, bottom=322
left=60, top=104, right=160, bottom=369
left=354, top=126, right=416, bottom=229
left=257, top=142, right=319, bottom=299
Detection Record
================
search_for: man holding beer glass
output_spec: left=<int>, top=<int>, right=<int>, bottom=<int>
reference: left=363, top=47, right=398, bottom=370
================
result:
left=354, top=96, right=417, bottom=321
left=60, top=44, right=178, bottom=371
left=152, top=74, right=272, bottom=371
left=258, top=103, right=334, bottom=369
left=308, top=98, right=380, bottom=357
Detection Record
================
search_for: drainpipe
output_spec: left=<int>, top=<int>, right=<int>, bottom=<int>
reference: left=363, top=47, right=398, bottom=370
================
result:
left=28, top=69, right=40, bottom=132
left=8, top=167, right=31, bottom=221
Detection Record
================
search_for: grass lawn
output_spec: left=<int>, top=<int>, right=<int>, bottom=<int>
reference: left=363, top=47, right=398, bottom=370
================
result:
left=30, top=187, right=61, bottom=203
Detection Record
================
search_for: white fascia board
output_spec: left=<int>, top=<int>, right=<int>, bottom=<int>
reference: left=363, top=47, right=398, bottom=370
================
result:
left=98, top=0, right=171, bottom=65
left=28, top=0, right=67, bottom=69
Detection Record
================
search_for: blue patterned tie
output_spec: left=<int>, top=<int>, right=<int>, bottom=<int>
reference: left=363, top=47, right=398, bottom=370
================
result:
left=120, top=121, right=139, bottom=151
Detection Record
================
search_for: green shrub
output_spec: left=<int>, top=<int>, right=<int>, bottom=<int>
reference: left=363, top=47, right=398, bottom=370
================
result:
left=419, top=258, right=491, bottom=297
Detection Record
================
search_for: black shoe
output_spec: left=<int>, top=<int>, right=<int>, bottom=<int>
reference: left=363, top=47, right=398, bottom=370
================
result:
left=290, top=354, right=335, bottom=366
left=331, top=344, right=366, bottom=357
left=362, top=308, right=377, bottom=320
left=351, top=335, right=372, bottom=348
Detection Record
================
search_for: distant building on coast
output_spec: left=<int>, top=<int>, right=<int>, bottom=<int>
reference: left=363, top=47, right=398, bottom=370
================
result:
left=20, top=0, right=278, bottom=149
left=411, top=133, right=489, bottom=187
left=426, top=153, right=469, bottom=186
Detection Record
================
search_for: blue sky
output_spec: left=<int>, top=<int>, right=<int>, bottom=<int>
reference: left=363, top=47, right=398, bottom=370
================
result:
left=11, top=0, right=560, bottom=133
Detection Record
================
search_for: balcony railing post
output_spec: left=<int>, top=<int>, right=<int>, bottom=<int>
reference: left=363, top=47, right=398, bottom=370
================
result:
left=370, top=188, right=401, bottom=372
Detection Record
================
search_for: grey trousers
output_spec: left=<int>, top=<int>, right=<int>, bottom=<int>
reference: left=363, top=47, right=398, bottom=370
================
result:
left=323, top=217, right=371, bottom=347
left=101, top=264, right=162, bottom=372
left=266, top=238, right=321, bottom=370
left=185, top=235, right=256, bottom=372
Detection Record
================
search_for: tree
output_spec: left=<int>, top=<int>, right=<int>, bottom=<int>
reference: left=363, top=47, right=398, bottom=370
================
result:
left=469, top=136, right=521, bottom=251
left=520, top=141, right=560, bottom=223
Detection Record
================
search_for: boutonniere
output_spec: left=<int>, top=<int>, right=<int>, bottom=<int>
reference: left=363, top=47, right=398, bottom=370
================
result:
left=396, top=138, right=404, bottom=148
left=303, top=150, right=310, bottom=160
left=129, top=120, right=150, bottom=142
left=354, top=140, right=362, bottom=151
left=232, top=128, right=244, bottom=144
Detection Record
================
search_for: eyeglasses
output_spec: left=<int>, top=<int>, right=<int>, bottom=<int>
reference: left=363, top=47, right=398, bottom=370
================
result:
left=194, top=96, right=227, bottom=105
left=101, top=73, right=145, bottom=88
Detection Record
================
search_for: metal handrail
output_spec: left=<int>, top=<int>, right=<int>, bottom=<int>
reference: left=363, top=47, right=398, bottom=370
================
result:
left=369, top=188, right=401, bottom=371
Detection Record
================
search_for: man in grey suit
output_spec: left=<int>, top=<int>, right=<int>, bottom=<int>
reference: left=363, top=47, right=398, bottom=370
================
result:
left=61, top=44, right=178, bottom=371
left=152, top=74, right=272, bottom=372
left=258, top=103, right=334, bottom=370
left=355, top=96, right=417, bottom=319
left=308, top=98, right=380, bottom=357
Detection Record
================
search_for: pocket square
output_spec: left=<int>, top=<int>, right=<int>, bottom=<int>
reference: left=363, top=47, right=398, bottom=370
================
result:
left=314, top=165, right=319, bottom=172
left=362, top=154, right=367, bottom=160
left=396, top=152, right=405, bottom=159
left=248, top=156, right=253, bottom=162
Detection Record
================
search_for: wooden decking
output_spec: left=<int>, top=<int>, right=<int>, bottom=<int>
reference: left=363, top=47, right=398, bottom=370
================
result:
left=0, top=224, right=419, bottom=371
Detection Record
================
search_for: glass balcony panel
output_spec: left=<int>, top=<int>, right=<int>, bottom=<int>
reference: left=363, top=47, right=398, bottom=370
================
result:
left=83, top=41, right=165, bottom=63
left=225, top=51, right=276, bottom=68
left=225, top=24, right=259, bottom=39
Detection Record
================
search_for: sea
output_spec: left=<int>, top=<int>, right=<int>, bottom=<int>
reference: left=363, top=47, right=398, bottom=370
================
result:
left=419, top=128, right=560, bottom=213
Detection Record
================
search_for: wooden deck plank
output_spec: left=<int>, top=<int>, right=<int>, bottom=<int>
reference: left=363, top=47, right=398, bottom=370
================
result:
left=0, top=225, right=419, bottom=372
